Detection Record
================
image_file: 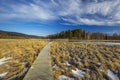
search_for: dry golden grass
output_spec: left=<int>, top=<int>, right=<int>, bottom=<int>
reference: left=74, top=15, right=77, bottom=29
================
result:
left=50, top=40, right=120, bottom=80
left=0, top=39, right=48, bottom=80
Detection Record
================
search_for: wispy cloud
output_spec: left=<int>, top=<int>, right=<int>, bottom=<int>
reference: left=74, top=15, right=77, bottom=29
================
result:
left=0, top=0, right=56, bottom=21
left=0, top=0, right=120, bottom=26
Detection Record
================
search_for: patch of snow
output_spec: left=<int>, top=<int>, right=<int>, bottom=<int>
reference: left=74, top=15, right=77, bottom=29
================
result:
left=23, top=61, right=29, bottom=67
left=59, top=75, right=67, bottom=80
left=69, top=78, right=74, bottom=80
left=66, top=61, right=71, bottom=66
left=73, top=42, right=120, bottom=46
left=0, top=57, right=10, bottom=65
left=72, top=68, right=85, bottom=78
left=53, top=64, right=57, bottom=68
left=0, top=72, right=8, bottom=78
left=107, top=69, right=119, bottom=80
left=7, top=68, right=28, bottom=80
left=97, top=62, right=101, bottom=66
left=82, top=68, right=90, bottom=71
left=59, top=75, right=74, bottom=80
left=61, top=61, right=71, bottom=66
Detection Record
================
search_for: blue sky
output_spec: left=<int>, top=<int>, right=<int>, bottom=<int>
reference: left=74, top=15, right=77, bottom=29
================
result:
left=0, top=0, right=120, bottom=36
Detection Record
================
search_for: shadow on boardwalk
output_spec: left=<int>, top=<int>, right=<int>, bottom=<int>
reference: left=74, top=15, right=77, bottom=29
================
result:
left=23, top=42, right=53, bottom=80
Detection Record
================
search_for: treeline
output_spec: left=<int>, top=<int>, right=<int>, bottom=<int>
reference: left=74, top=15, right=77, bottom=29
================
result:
left=47, top=29, right=120, bottom=40
left=0, top=30, right=44, bottom=39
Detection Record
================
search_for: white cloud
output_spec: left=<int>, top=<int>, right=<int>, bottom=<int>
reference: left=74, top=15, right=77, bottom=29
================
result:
left=0, top=2, right=56, bottom=21
left=0, top=0, right=120, bottom=26
left=79, top=18, right=104, bottom=25
left=58, top=0, right=120, bottom=25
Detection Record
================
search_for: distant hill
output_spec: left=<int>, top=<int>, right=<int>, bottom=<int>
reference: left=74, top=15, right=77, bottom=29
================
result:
left=1, top=29, right=120, bottom=40
left=0, top=30, right=44, bottom=39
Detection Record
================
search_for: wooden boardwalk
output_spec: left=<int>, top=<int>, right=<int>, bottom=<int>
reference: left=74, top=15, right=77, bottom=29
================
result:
left=23, top=42, right=53, bottom=80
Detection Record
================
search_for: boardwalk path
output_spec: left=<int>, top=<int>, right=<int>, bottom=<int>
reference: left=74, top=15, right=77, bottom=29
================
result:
left=23, top=42, right=53, bottom=80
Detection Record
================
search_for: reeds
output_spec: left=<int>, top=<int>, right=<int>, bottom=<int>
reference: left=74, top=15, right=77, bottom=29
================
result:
left=0, top=39, right=47, bottom=79
left=50, top=41, right=120, bottom=80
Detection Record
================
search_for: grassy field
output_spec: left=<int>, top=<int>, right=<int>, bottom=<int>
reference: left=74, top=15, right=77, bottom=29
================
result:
left=0, top=39, right=120, bottom=80
left=50, top=40, right=120, bottom=80
left=0, top=39, right=48, bottom=80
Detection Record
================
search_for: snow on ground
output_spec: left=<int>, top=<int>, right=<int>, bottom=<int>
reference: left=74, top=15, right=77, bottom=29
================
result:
left=7, top=68, right=28, bottom=80
left=107, top=69, right=119, bottom=80
left=0, top=57, right=10, bottom=65
left=59, top=75, right=74, bottom=80
left=61, top=61, right=71, bottom=66
left=52, top=64, right=57, bottom=68
left=0, top=72, right=8, bottom=78
left=73, top=42, right=120, bottom=46
left=97, top=62, right=101, bottom=66
left=66, top=61, right=71, bottom=66
left=72, top=68, right=85, bottom=78
left=59, top=75, right=67, bottom=80
left=23, top=61, right=29, bottom=67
